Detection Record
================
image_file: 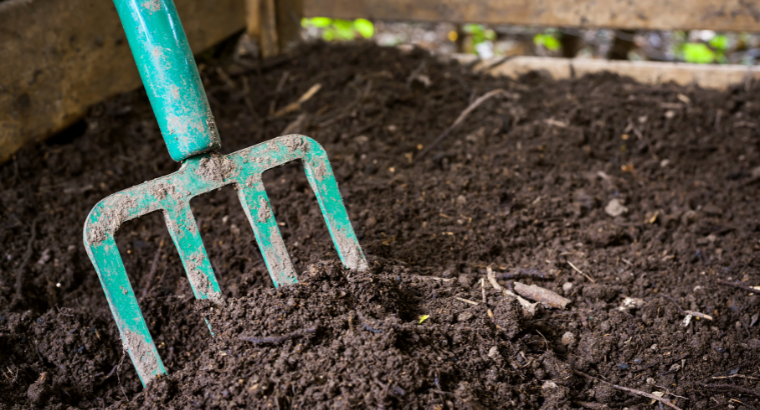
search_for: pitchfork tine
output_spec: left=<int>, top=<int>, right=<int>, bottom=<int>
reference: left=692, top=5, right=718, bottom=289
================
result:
left=238, top=183, right=298, bottom=287
left=164, top=202, right=222, bottom=301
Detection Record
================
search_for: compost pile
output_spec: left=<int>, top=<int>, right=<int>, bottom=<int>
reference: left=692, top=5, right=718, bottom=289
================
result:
left=2, top=42, right=760, bottom=409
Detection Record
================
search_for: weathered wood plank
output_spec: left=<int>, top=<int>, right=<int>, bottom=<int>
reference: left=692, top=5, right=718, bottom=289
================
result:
left=245, top=0, right=303, bottom=58
left=464, top=56, right=760, bottom=90
left=276, top=0, right=304, bottom=53
left=262, top=0, right=282, bottom=57
left=246, top=0, right=263, bottom=45
left=0, top=0, right=245, bottom=163
left=304, top=0, right=760, bottom=32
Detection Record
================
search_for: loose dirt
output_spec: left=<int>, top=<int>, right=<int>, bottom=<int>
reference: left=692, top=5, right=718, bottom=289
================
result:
left=1, top=42, right=759, bottom=409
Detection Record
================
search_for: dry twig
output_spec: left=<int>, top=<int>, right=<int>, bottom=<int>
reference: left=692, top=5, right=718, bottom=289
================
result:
left=481, top=278, right=486, bottom=304
left=712, top=374, right=759, bottom=381
left=411, top=275, right=453, bottom=282
left=141, top=241, right=164, bottom=299
left=116, top=349, right=129, bottom=401
left=661, top=295, right=712, bottom=322
left=514, top=282, right=570, bottom=309
left=717, top=279, right=760, bottom=295
left=684, top=310, right=713, bottom=321
left=573, top=401, right=609, bottom=409
left=271, top=83, right=322, bottom=118
left=281, top=113, right=309, bottom=135
left=661, top=295, right=686, bottom=314
left=405, top=60, right=426, bottom=89
left=699, top=383, right=760, bottom=397
left=567, top=261, right=595, bottom=283
left=730, top=398, right=760, bottom=410
left=487, top=267, right=537, bottom=317
left=455, top=297, right=479, bottom=306
left=574, top=370, right=683, bottom=410
left=495, top=269, right=553, bottom=280
left=416, top=89, right=505, bottom=160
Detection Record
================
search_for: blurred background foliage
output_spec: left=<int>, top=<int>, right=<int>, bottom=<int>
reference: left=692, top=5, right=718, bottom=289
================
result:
left=300, top=17, right=759, bottom=65
left=301, top=17, right=374, bottom=41
left=533, top=29, right=562, bottom=52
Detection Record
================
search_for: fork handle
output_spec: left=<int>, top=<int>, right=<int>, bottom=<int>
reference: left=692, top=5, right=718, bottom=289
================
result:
left=113, top=0, right=221, bottom=162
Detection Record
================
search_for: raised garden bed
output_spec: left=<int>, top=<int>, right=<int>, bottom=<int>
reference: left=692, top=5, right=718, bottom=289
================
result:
left=1, top=42, right=759, bottom=409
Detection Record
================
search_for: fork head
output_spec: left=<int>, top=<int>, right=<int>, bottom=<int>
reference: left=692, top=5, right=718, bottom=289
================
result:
left=83, top=135, right=367, bottom=385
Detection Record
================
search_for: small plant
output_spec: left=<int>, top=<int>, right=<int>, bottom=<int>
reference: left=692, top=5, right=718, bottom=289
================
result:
left=534, top=30, right=561, bottom=52
left=679, top=33, right=729, bottom=64
left=463, top=24, right=496, bottom=48
left=709, top=34, right=729, bottom=52
left=301, top=17, right=374, bottom=41
left=461, top=24, right=497, bottom=57
left=682, top=43, right=716, bottom=64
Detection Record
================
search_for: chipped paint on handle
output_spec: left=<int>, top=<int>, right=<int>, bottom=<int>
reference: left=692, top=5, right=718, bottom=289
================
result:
left=112, top=0, right=221, bottom=161
left=83, top=135, right=367, bottom=386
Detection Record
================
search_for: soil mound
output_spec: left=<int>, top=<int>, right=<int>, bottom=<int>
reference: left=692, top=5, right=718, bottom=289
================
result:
left=1, top=42, right=759, bottom=409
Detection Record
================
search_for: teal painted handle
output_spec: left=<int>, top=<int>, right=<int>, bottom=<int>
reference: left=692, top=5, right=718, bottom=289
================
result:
left=113, top=0, right=221, bottom=162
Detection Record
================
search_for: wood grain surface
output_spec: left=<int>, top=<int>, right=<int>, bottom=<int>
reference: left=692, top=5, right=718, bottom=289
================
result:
left=0, top=0, right=245, bottom=163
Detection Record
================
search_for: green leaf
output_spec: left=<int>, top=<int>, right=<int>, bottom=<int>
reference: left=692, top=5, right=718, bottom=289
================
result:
left=709, top=34, right=729, bottom=51
left=418, top=315, right=430, bottom=324
left=683, top=43, right=715, bottom=64
left=333, top=19, right=353, bottom=31
left=322, top=29, right=335, bottom=41
left=336, top=28, right=355, bottom=40
left=309, top=17, right=333, bottom=28
left=463, top=24, right=483, bottom=35
left=544, top=35, right=561, bottom=51
left=332, top=19, right=355, bottom=40
left=354, top=18, right=374, bottom=39
left=534, top=33, right=561, bottom=51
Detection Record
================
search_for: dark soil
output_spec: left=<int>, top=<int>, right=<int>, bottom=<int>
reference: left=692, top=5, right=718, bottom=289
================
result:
left=2, top=41, right=760, bottom=409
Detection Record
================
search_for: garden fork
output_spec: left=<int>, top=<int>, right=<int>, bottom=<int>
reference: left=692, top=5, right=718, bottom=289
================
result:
left=83, top=0, right=367, bottom=386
